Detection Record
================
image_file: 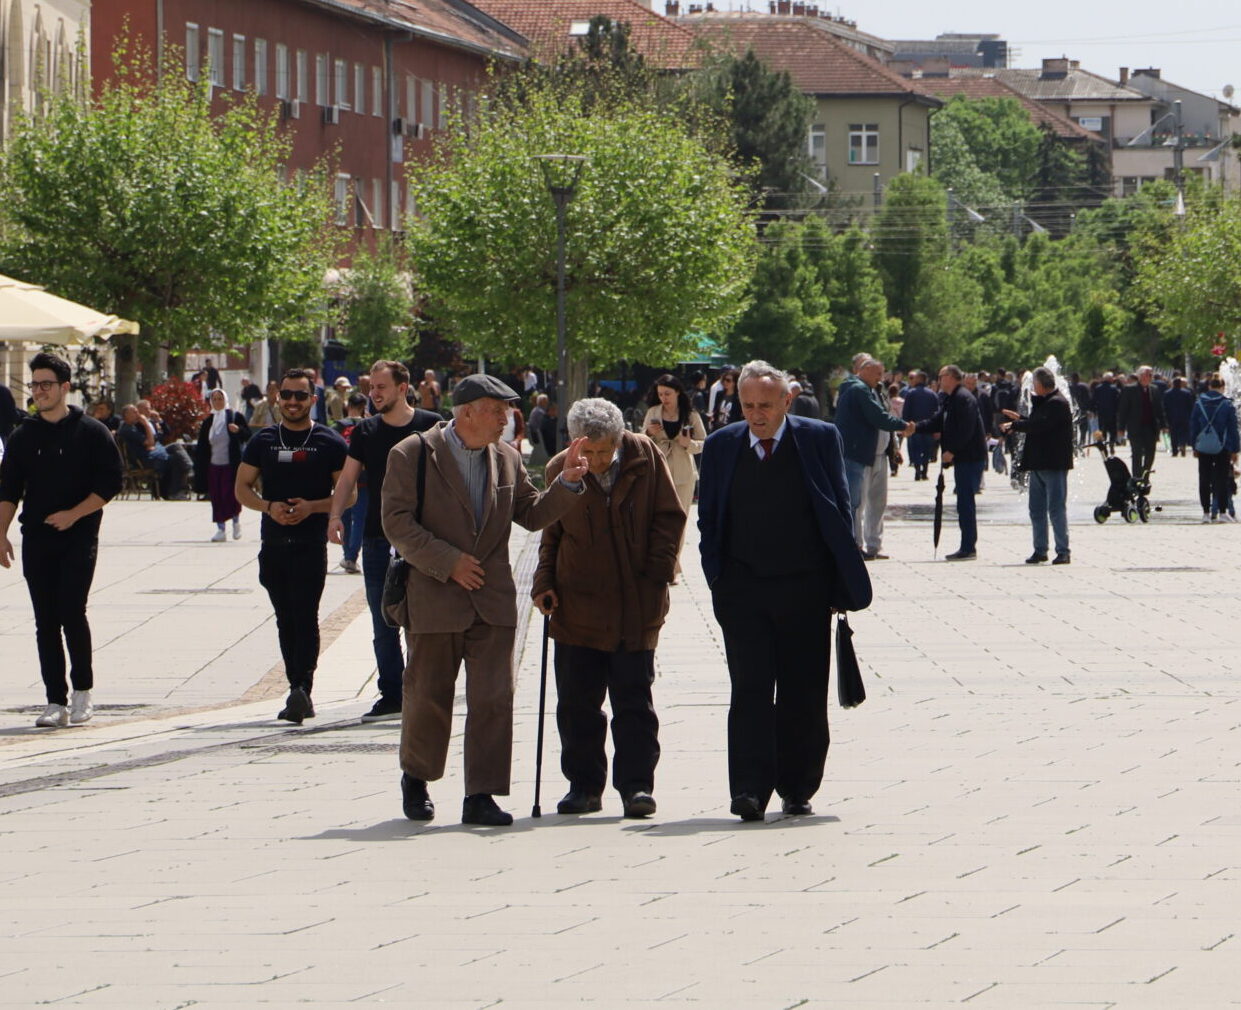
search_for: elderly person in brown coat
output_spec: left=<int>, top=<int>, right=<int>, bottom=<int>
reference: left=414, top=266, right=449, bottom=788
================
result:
left=382, top=374, right=589, bottom=827
left=532, top=398, right=686, bottom=819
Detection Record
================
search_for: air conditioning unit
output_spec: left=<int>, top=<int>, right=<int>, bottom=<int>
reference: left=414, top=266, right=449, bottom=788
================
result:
left=391, top=116, right=406, bottom=136
left=280, top=99, right=300, bottom=121
left=406, top=122, right=427, bottom=140
left=322, top=105, right=340, bottom=126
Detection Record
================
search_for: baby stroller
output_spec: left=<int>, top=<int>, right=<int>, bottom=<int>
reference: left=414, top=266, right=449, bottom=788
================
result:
left=1092, top=442, right=1159, bottom=524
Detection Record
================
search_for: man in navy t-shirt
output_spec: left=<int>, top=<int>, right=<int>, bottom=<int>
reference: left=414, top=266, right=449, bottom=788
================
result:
left=235, top=368, right=349, bottom=724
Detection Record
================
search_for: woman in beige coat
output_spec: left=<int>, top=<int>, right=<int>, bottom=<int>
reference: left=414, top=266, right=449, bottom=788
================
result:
left=642, top=373, right=706, bottom=581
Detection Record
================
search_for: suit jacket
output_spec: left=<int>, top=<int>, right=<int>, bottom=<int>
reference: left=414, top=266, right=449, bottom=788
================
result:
left=381, top=422, right=582, bottom=633
left=697, top=415, right=872, bottom=612
left=1117, top=383, right=1167, bottom=436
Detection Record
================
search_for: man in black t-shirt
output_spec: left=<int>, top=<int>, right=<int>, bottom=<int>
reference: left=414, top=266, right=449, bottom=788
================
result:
left=236, top=368, right=350, bottom=724
left=328, top=360, right=440, bottom=722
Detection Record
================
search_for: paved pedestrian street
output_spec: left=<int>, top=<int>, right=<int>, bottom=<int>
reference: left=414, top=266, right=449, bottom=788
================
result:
left=1, top=449, right=1239, bottom=1008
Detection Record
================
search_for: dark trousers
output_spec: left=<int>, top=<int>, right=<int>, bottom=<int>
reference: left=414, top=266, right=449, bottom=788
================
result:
left=908, top=433, right=934, bottom=477
left=712, top=566, right=832, bottom=806
left=1098, top=412, right=1118, bottom=446
left=257, top=539, right=327, bottom=691
left=1198, top=451, right=1233, bottom=514
left=554, top=643, right=660, bottom=797
left=22, top=528, right=99, bottom=706
left=1129, top=430, right=1156, bottom=478
left=361, top=536, right=405, bottom=700
left=953, top=459, right=985, bottom=553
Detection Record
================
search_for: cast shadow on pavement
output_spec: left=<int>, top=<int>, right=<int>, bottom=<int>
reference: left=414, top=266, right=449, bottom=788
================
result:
left=303, top=818, right=540, bottom=841
left=622, top=814, right=840, bottom=835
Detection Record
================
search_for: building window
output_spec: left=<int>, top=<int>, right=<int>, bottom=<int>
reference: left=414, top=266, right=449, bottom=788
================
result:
left=232, top=35, right=245, bottom=91
left=296, top=51, right=308, bottom=103
left=334, top=174, right=350, bottom=226
left=372, top=66, right=383, bottom=116
left=406, top=77, right=417, bottom=122
left=316, top=54, right=329, bottom=106
left=354, top=178, right=366, bottom=227
left=334, top=59, right=349, bottom=110
left=254, top=40, right=268, bottom=96
left=390, top=181, right=401, bottom=230
left=808, top=124, right=826, bottom=178
left=354, top=64, right=365, bottom=114
left=437, top=82, right=448, bottom=129
left=906, top=148, right=923, bottom=173
left=185, top=24, right=200, bottom=82
left=372, top=179, right=384, bottom=229
left=848, top=123, right=879, bottom=165
left=275, top=44, right=289, bottom=100
left=421, top=78, right=433, bottom=127
left=207, top=29, right=224, bottom=88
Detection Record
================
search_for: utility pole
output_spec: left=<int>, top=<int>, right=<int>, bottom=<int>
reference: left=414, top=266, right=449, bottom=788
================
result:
left=1173, top=99, right=1184, bottom=195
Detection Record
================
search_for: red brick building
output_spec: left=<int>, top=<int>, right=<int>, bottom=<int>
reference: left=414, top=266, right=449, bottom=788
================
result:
left=91, top=0, right=527, bottom=241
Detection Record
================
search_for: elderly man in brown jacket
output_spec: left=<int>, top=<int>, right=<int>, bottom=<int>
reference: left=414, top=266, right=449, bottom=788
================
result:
left=532, top=398, right=686, bottom=819
left=382, top=374, right=589, bottom=826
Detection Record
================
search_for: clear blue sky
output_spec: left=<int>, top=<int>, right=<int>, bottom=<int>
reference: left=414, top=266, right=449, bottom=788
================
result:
left=708, top=0, right=1239, bottom=100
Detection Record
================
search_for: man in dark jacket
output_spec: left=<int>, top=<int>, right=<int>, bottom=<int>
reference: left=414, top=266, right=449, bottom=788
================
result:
left=901, top=371, right=939, bottom=480
left=533, top=399, right=685, bottom=819
left=1162, top=376, right=1195, bottom=457
left=0, top=381, right=20, bottom=445
left=1117, top=365, right=1167, bottom=479
left=1092, top=373, right=1120, bottom=447
left=788, top=380, right=821, bottom=419
left=1069, top=373, right=1093, bottom=447
left=0, top=353, right=123, bottom=728
left=1000, top=367, right=1074, bottom=564
left=914, top=364, right=987, bottom=560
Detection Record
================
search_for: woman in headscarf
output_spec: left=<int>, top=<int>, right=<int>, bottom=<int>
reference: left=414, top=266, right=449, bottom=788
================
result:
left=195, top=389, right=251, bottom=541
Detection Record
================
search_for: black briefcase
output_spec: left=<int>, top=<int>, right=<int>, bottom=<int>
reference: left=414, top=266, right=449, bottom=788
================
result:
left=835, top=614, right=866, bottom=709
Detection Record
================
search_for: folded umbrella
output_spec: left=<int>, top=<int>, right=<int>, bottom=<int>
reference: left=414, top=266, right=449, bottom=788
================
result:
left=932, top=465, right=946, bottom=558
left=835, top=615, right=866, bottom=709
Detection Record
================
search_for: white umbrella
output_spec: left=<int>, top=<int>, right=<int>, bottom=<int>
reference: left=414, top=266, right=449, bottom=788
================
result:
left=0, top=273, right=139, bottom=344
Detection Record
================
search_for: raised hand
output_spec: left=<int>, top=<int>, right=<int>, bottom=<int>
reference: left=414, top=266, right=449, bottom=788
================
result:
left=560, top=437, right=590, bottom=483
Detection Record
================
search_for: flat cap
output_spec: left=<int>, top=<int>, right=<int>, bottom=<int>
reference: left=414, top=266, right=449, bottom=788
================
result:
left=452, top=373, right=519, bottom=405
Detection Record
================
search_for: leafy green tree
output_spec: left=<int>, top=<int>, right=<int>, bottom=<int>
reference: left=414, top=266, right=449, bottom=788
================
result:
left=0, top=40, right=339, bottom=402
left=334, top=237, right=415, bottom=367
left=405, top=71, right=756, bottom=403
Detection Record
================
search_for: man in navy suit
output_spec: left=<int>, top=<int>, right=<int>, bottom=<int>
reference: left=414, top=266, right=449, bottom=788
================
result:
left=698, top=360, right=871, bottom=822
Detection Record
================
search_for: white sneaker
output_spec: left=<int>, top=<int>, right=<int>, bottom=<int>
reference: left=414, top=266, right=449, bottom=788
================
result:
left=1222, top=513, right=1237, bottom=523
left=35, top=704, right=69, bottom=728
left=69, top=690, right=94, bottom=725
left=232, top=519, right=242, bottom=540
left=211, top=528, right=226, bottom=542
left=1202, top=512, right=1212, bottom=524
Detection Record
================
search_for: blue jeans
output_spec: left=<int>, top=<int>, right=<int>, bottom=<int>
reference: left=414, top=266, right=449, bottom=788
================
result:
left=362, top=536, right=405, bottom=701
left=1027, top=469, right=1069, bottom=555
left=341, top=485, right=367, bottom=563
left=952, top=459, right=984, bottom=553
left=844, top=458, right=866, bottom=516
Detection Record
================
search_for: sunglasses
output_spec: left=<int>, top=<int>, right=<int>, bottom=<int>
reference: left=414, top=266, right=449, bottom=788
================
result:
left=279, top=389, right=311, bottom=401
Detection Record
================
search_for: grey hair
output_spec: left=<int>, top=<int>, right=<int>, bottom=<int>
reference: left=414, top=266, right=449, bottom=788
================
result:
left=566, top=398, right=625, bottom=443
left=940, top=364, right=963, bottom=381
left=1032, top=366, right=1056, bottom=391
left=738, top=360, right=790, bottom=392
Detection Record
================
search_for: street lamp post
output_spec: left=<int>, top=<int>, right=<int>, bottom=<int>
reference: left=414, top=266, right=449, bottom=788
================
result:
left=534, top=154, right=587, bottom=448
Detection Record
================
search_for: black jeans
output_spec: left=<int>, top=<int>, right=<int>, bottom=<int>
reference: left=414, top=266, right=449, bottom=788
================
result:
left=712, top=565, right=832, bottom=806
left=554, top=644, right=660, bottom=797
left=23, top=527, right=99, bottom=705
left=257, top=539, right=327, bottom=691
left=1129, top=431, right=1157, bottom=480
left=1198, top=451, right=1233, bottom=514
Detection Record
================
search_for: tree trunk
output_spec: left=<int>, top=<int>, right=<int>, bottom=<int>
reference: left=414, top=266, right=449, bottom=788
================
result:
left=167, top=351, right=185, bottom=381
left=113, top=332, right=139, bottom=405
left=138, top=341, right=161, bottom=397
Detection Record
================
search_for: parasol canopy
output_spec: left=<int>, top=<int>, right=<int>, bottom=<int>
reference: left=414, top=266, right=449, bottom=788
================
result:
left=0, top=273, right=139, bottom=345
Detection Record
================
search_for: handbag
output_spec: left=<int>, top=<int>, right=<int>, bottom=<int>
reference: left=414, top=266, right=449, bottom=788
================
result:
left=381, top=432, right=426, bottom=629
left=835, top=614, right=866, bottom=709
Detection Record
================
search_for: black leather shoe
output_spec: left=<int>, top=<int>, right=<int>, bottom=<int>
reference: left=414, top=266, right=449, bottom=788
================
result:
left=781, top=798, right=813, bottom=816
left=462, top=794, right=513, bottom=826
left=277, top=687, right=313, bottom=724
left=730, top=794, right=765, bottom=822
left=944, top=550, right=977, bottom=561
left=557, top=790, right=603, bottom=815
left=622, top=792, right=657, bottom=818
left=401, top=774, right=434, bottom=821
left=1025, top=552, right=1048, bottom=564
left=1052, top=552, right=1071, bottom=565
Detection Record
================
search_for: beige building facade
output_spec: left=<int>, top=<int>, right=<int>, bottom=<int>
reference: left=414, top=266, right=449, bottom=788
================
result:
left=809, top=94, right=931, bottom=201
left=1, top=0, right=90, bottom=146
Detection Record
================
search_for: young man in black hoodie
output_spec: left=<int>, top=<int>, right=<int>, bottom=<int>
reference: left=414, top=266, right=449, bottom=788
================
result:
left=0, top=353, right=123, bottom=728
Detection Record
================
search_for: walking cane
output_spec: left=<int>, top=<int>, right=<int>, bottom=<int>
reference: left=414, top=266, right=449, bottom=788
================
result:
left=531, top=597, right=552, bottom=818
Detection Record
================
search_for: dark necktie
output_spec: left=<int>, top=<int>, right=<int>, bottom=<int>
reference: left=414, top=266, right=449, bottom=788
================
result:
left=759, top=437, right=775, bottom=461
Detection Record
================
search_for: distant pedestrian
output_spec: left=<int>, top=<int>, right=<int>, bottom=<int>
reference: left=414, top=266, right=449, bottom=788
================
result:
left=1190, top=376, right=1238, bottom=522
left=1000, top=366, right=1073, bottom=565
left=327, top=361, right=440, bottom=722
left=194, top=389, right=250, bottom=542
left=235, top=369, right=350, bottom=725
left=417, top=370, right=441, bottom=412
left=1118, top=366, right=1166, bottom=479
left=914, top=365, right=987, bottom=561
left=642, top=374, right=705, bottom=581
left=0, top=352, right=123, bottom=728
left=0, top=380, right=20, bottom=445
left=1092, top=372, right=1120, bottom=447
left=902, top=371, right=938, bottom=480
left=698, top=360, right=871, bottom=821
left=250, top=381, right=283, bottom=428
left=382, top=374, right=589, bottom=827
left=533, top=398, right=685, bottom=819
left=789, top=380, right=821, bottom=418
left=1163, top=377, right=1194, bottom=458
left=527, top=394, right=550, bottom=466
left=332, top=392, right=369, bottom=573
left=710, top=370, right=741, bottom=431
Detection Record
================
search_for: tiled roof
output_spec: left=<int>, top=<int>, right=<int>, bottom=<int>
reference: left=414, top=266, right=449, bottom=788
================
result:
left=683, top=17, right=932, bottom=98
left=678, top=10, right=893, bottom=56
left=300, top=0, right=528, bottom=60
left=913, top=76, right=1103, bottom=141
left=953, top=66, right=1151, bottom=103
left=467, top=0, right=700, bottom=69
